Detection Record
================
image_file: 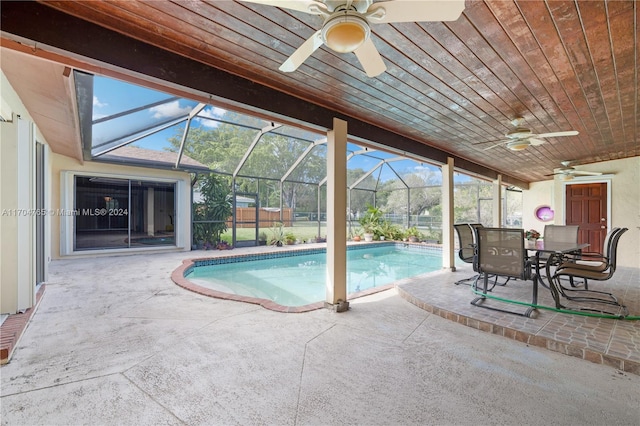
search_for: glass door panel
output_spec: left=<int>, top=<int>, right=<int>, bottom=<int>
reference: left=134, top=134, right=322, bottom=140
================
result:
left=74, top=176, right=175, bottom=250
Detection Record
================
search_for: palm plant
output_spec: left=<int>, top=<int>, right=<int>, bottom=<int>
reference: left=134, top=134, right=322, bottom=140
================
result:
left=193, top=173, right=233, bottom=246
left=358, top=205, right=384, bottom=238
left=269, top=221, right=285, bottom=246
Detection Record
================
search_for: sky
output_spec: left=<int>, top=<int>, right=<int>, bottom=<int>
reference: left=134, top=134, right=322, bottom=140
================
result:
left=92, top=75, right=473, bottom=184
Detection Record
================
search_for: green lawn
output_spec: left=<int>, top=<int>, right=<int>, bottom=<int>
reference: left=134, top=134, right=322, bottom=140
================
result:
left=222, top=223, right=328, bottom=244
left=221, top=222, right=441, bottom=244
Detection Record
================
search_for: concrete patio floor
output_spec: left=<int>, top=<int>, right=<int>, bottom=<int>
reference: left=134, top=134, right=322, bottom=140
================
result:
left=1, top=248, right=639, bottom=425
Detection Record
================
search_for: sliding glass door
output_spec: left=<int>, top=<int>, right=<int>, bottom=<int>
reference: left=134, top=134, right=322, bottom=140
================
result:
left=74, top=176, right=175, bottom=250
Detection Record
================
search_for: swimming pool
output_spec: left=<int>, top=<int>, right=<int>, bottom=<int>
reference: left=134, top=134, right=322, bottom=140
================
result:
left=176, top=243, right=441, bottom=311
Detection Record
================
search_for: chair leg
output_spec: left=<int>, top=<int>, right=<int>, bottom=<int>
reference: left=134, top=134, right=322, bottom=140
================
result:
left=556, top=281, right=615, bottom=303
left=457, top=273, right=504, bottom=290
left=455, top=274, right=479, bottom=286
left=550, top=275, right=626, bottom=316
left=569, top=276, right=588, bottom=288
left=470, top=274, right=535, bottom=318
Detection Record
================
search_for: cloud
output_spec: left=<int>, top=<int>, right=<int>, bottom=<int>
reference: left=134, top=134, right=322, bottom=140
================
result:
left=195, top=106, right=226, bottom=128
left=149, top=100, right=192, bottom=119
left=93, top=96, right=107, bottom=108
left=92, top=96, right=107, bottom=120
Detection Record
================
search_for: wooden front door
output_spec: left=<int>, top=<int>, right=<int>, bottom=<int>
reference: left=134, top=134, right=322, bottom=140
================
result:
left=565, top=183, right=608, bottom=253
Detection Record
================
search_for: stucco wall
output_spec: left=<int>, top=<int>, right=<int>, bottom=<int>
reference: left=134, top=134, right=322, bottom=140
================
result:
left=523, top=157, right=640, bottom=268
left=50, top=154, right=192, bottom=259
left=1, top=71, right=51, bottom=313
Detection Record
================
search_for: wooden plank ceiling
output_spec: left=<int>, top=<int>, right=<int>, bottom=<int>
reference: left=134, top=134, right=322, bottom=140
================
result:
left=7, top=1, right=640, bottom=182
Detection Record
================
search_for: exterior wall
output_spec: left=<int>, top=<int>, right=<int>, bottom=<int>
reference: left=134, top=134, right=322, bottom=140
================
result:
left=51, top=154, right=192, bottom=258
left=1, top=69, right=192, bottom=314
left=523, top=157, right=640, bottom=268
left=522, top=180, right=554, bottom=230
left=1, top=117, right=34, bottom=314
left=1, top=72, right=51, bottom=314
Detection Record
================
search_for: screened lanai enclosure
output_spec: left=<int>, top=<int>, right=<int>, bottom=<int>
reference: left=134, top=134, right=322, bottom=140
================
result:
left=76, top=72, right=522, bottom=250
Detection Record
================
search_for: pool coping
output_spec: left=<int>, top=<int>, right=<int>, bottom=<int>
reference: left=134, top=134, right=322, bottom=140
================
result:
left=171, top=242, right=439, bottom=312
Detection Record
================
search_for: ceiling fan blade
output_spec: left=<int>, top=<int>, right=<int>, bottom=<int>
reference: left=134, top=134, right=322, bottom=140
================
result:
left=483, top=141, right=507, bottom=151
left=529, top=138, right=546, bottom=146
left=367, top=0, right=465, bottom=23
left=572, top=171, right=603, bottom=176
left=239, top=0, right=328, bottom=15
left=279, top=30, right=323, bottom=72
left=354, top=38, right=386, bottom=77
left=535, top=130, right=579, bottom=138
left=471, top=140, right=500, bottom=145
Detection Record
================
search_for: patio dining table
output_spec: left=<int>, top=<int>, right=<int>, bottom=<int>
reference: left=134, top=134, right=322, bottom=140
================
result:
left=526, top=240, right=590, bottom=308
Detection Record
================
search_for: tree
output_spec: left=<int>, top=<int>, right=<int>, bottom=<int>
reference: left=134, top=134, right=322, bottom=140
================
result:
left=167, top=111, right=326, bottom=213
left=347, top=168, right=377, bottom=217
left=453, top=180, right=493, bottom=224
left=242, top=133, right=324, bottom=210
left=167, top=123, right=255, bottom=172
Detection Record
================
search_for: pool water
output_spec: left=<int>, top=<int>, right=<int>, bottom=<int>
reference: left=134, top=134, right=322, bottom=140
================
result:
left=186, top=245, right=441, bottom=307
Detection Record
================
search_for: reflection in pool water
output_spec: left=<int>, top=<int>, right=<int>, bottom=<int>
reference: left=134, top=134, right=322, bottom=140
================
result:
left=135, top=236, right=175, bottom=245
left=185, top=244, right=441, bottom=307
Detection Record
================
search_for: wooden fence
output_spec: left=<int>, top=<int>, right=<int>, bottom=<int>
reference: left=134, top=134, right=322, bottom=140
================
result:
left=227, top=208, right=292, bottom=228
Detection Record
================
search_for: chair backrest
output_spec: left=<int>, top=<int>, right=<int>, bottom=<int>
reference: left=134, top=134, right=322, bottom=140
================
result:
left=602, top=227, right=621, bottom=258
left=469, top=224, right=484, bottom=272
left=454, top=224, right=475, bottom=263
left=605, top=228, right=628, bottom=274
left=543, top=225, right=579, bottom=244
left=469, top=223, right=484, bottom=240
left=476, top=227, right=529, bottom=279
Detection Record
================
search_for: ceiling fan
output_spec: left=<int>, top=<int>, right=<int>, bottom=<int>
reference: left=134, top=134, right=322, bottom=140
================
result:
left=240, top=0, right=465, bottom=77
left=480, top=117, right=579, bottom=151
left=545, top=161, right=603, bottom=180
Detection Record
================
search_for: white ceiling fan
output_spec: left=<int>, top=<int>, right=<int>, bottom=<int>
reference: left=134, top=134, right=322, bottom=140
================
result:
left=239, top=0, right=465, bottom=77
left=545, top=161, right=603, bottom=180
left=480, top=117, right=579, bottom=151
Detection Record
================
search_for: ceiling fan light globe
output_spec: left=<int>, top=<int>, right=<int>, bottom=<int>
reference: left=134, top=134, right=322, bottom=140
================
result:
left=506, top=127, right=532, bottom=139
left=322, top=15, right=370, bottom=53
left=506, top=141, right=529, bottom=151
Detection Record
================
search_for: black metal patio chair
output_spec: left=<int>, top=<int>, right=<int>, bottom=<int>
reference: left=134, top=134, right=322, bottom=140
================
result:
left=471, top=227, right=537, bottom=317
left=549, top=227, right=628, bottom=315
left=453, top=223, right=482, bottom=286
left=536, top=224, right=580, bottom=285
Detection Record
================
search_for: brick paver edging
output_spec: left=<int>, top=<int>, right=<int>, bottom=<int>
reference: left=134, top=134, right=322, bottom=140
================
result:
left=396, top=286, right=640, bottom=376
left=1, top=285, right=46, bottom=365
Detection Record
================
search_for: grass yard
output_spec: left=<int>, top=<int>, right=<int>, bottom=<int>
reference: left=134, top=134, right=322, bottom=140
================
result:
left=222, top=223, right=329, bottom=244
left=220, top=222, right=441, bottom=245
